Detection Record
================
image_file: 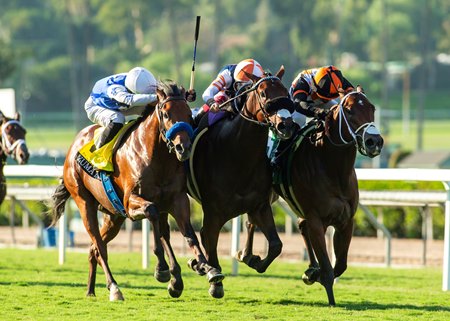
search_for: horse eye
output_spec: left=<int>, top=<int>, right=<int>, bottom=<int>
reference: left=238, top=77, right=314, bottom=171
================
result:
left=260, top=91, right=266, bottom=99
left=163, top=112, right=169, bottom=120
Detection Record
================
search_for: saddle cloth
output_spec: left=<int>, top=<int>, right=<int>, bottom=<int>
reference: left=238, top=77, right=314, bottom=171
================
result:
left=78, top=121, right=136, bottom=172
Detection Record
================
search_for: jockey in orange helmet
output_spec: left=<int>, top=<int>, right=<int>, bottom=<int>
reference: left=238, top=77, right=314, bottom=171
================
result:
left=289, top=65, right=354, bottom=125
left=195, top=59, right=264, bottom=122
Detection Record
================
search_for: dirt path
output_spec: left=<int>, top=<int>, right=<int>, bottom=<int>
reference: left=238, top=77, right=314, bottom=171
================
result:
left=0, top=226, right=443, bottom=267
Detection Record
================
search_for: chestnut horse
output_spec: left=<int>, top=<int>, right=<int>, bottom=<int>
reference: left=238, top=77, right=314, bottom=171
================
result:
left=187, top=67, right=296, bottom=298
left=51, top=80, right=221, bottom=301
left=0, top=111, right=30, bottom=204
left=240, top=86, right=384, bottom=305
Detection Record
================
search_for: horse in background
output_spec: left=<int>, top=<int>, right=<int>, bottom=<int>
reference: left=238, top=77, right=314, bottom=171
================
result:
left=240, top=86, right=384, bottom=305
left=188, top=66, right=296, bottom=298
left=0, top=111, right=29, bottom=205
left=51, top=80, right=221, bottom=301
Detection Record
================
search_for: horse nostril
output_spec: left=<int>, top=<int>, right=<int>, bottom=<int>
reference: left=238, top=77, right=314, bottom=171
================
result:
left=365, top=138, right=375, bottom=148
left=277, top=123, right=286, bottom=131
left=175, top=144, right=184, bottom=154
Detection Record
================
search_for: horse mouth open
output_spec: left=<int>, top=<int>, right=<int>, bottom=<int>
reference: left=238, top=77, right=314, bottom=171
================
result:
left=174, top=142, right=192, bottom=162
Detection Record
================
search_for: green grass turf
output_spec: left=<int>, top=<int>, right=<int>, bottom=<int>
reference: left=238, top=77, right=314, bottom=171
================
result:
left=0, top=248, right=449, bottom=321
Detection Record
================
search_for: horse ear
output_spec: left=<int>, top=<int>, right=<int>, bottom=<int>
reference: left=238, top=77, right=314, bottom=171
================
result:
left=338, top=87, right=346, bottom=98
left=275, top=65, right=285, bottom=80
left=243, top=70, right=260, bottom=83
left=356, top=85, right=365, bottom=93
left=14, top=112, right=21, bottom=121
left=0, top=111, right=4, bottom=123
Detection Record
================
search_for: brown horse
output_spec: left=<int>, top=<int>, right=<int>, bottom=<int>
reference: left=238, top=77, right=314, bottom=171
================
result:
left=51, top=80, right=221, bottom=301
left=240, top=86, right=384, bottom=305
left=0, top=111, right=30, bottom=204
left=187, top=67, right=296, bottom=298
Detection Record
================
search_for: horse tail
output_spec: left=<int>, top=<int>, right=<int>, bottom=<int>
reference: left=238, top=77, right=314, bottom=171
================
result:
left=49, top=179, right=71, bottom=227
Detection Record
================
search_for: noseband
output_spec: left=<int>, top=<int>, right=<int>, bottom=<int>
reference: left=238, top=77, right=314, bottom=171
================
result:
left=1, top=120, right=26, bottom=159
left=155, top=96, right=193, bottom=153
left=227, top=76, right=292, bottom=127
left=325, top=91, right=380, bottom=156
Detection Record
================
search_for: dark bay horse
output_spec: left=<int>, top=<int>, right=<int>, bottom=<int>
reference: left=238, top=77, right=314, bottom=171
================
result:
left=0, top=111, right=29, bottom=204
left=240, top=86, right=384, bottom=305
left=51, top=80, right=220, bottom=301
left=188, top=66, right=296, bottom=298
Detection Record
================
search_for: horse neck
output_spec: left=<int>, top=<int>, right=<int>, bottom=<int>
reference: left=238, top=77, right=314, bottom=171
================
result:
left=133, top=112, right=172, bottom=167
left=235, top=98, right=269, bottom=150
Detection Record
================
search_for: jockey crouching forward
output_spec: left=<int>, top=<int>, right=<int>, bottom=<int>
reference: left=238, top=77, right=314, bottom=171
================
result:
left=85, top=66, right=196, bottom=151
left=193, top=58, right=264, bottom=125
left=289, top=65, right=354, bottom=127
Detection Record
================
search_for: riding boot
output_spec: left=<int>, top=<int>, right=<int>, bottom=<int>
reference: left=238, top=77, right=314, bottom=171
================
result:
left=90, top=122, right=123, bottom=152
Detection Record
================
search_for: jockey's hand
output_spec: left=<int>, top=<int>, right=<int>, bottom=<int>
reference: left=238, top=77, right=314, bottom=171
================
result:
left=312, top=107, right=329, bottom=120
left=186, top=89, right=196, bottom=102
left=209, top=102, right=220, bottom=113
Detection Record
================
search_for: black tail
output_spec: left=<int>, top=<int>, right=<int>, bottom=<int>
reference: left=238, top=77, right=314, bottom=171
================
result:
left=50, top=180, right=71, bottom=226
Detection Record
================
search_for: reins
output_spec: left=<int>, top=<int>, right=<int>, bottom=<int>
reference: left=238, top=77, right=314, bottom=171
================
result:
left=155, top=95, right=193, bottom=153
left=324, top=91, right=380, bottom=156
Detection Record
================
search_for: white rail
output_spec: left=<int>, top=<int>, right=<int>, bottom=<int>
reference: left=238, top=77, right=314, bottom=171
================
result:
left=5, top=166, right=450, bottom=291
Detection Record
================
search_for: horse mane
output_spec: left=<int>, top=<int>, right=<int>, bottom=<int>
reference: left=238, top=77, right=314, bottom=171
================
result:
left=157, top=79, right=185, bottom=99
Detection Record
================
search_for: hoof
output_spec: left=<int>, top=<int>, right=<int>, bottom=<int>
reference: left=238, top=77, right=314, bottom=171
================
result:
left=187, top=258, right=198, bottom=271
left=109, top=284, right=124, bottom=301
left=207, top=269, right=225, bottom=283
left=168, top=282, right=183, bottom=298
left=235, top=250, right=244, bottom=262
left=208, top=283, right=224, bottom=299
left=302, top=267, right=320, bottom=285
left=154, top=269, right=171, bottom=283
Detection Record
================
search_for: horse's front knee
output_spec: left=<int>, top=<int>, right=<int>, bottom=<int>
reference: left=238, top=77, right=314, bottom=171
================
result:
left=334, top=261, right=347, bottom=278
left=145, top=203, right=159, bottom=221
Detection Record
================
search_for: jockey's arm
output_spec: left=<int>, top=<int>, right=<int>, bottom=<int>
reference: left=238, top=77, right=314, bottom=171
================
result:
left=202, top=69, right=233, bottom=105
left=107, top=85, right=157, bottom=108
left=291, top=80, right=316, bottom=118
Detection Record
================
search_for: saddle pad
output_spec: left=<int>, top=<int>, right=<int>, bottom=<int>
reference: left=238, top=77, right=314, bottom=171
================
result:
left=78, top=121, right=136, bottom=172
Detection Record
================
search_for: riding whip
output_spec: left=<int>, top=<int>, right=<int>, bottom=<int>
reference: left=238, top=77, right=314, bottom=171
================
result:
left=189, top=16, right=201, bottom=90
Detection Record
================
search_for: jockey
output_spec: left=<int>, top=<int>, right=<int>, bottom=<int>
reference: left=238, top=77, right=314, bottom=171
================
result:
left=85, top=66, right=195, bottom=151
left=194, top=58, right=264, bottom=124
left=289, top=65, right=354, bottom=126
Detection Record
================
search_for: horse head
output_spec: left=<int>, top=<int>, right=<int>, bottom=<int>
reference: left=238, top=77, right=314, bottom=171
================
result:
left=0, top=111, right=29, bottom=164
left=155, top=81, right=193, bottom=162
left=242, top=66, right=296, bottom=140
left=326, top=85, right=384, bottom=158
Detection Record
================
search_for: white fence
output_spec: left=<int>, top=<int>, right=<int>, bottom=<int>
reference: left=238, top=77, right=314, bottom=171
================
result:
left=4, top=166, right=450, bottom=291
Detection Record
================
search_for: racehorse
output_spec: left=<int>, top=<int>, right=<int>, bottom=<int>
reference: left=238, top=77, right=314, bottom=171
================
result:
left=239, top=86, right=384, bottom=305
left=0, top=111, right=29, bottom=205
left=187, top=66, right=296, bottom=298
left=51, top=80, right=221, bottom=301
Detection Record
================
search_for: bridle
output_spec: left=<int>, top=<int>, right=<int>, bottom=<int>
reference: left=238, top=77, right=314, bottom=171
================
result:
left=155, top=95, right=194, bottom=153
left=1, top=120, right=27, bottom=159
left=325, top=91, right=380, bottom=156
left=220, top=76, right=292, bottom=127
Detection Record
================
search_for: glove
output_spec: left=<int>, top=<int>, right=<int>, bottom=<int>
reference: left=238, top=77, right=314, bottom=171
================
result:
left=209, top=103, right=220, bottom=113
left=185, top=89, right=196, bottom=102
left=312, top=107, right=329, bottom=120
left=213, top=91, right=229, bottom=105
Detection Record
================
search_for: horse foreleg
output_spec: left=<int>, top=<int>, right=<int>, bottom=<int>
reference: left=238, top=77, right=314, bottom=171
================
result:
left=200, top=214, right=224, bottom=299
left=172, top=194, right=224, bottom=284
left=333, top=219, right=354, bottom=278
left=159, top=212, right=183, bottom=298
left=298, top=218, right=320, bottom=285
left=246, top=205, right=283, bottom=273
left=306, top=216, right=336, bottom=306
left=128, top=194, right=170, bottom=283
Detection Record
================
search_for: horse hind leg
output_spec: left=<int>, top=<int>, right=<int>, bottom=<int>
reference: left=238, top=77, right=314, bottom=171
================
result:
left=243, top=206, right=283, bottom=274
left=88, top=213, right=126, bottom=300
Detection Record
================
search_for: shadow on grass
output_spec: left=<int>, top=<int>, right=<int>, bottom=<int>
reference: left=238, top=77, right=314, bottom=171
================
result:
left=341, top=300, right=450, bottom=312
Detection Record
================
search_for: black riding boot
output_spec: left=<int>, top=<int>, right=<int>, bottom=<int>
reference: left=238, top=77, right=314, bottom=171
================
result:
left=91, top=122, right=123, bottom=152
